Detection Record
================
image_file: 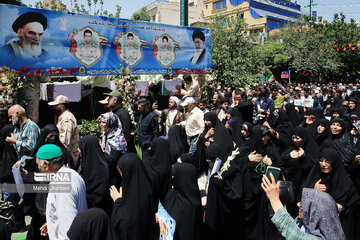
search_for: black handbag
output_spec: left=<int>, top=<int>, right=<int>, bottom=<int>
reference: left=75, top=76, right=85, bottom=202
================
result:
left=278, top=172, right=295, bottom=207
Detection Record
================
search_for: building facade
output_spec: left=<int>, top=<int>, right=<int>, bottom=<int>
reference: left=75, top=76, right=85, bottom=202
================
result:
left=144, top=0, right=205, bottom=26
left=203, top=0, right=301, bottom=33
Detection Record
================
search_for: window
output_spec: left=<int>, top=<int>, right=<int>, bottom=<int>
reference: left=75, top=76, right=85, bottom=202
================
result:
left=152, top=15, right=156, bottom=21
left=213, top=0, right=226, bottom=10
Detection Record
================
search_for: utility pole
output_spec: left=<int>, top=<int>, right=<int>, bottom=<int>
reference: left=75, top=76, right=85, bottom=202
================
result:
left=180, top=0, right=189, bottom=26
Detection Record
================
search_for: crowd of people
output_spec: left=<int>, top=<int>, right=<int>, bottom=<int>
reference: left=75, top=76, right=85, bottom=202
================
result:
left=1, top=73, right=360, bottom=240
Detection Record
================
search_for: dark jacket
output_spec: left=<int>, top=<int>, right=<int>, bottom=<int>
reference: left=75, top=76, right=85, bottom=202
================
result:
left=113, top=107, right=132, bottom=142
left=137, top=112, right=158, bottom=148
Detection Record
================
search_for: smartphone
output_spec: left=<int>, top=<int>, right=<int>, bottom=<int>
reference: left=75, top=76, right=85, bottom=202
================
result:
left=265, top=166, right=280, bottom=182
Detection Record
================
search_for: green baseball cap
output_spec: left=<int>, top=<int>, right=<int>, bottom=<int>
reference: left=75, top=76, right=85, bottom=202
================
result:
left=104, top=89, right=121, bottom=98
left=36, top=144, right=63, bottom=160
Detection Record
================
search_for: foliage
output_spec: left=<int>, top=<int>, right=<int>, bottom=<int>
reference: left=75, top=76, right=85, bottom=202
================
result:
left=209, top=14, right=260, bottom=87
left=79, top=118, right=102, bottom=138
left=0, top=67, right=28, bottom=108
left=135, top=144, right=143, bottom=160
left=274, top=13, right=360, bottom=83
left=250, top=41, right=289, bottom=74
left=31, top=0, right=121, bottom=18
left=131, top=7, right=151, bottom=22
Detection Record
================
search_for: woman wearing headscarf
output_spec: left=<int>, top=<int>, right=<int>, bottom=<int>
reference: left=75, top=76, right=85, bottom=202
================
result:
left=176, top=153, right=196, bottom=165
left=224, top=107, right=244, bottom=148
left=303, top=148, right=360, bottom=239
left=143, top=138, right=171, bottom=204
left=282, top=127, right=321, bottom=206
left=197, top=144, right=224, bottom=206
left=78, top=135, right=112, bottom=214
left=314, top=118, right=332, bottom=150
left=204, top=144, right=246, bottom=240
left=163, top=163, right=203, bottom=240
left=100, top=112, right=127, bottom=155
left=110, top=153, right=157, bottom=240
left=330, top=107, right=344, bottom=120
left=240, top=122, right=253, bottom=147
left=100, top=112, right=127, bottom=188
left=284, top=103, right=302, bottom=127
left=240, top=125, right=283, bottom=239
left=26, top=124, right=73, bottom=172
left=168, top=125, right=184, bottom=165
left=344, top=98, right=360, bottom=119
left=329, top=118, right=356, bottom=174
left=264, top=108, right=294, bottom=153
left=197, top=112, right=233, bottom=172
left=262, top=174, right=345, bottom=240
left=67, top=208, right=112, bottom=240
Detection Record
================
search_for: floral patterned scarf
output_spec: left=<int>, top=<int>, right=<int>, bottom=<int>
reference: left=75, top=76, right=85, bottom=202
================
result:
left=101, top=112, right=127, bottom=154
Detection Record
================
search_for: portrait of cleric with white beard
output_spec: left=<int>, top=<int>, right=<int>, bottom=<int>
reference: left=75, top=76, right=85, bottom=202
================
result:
left=1, top=11, right=48, bottom=61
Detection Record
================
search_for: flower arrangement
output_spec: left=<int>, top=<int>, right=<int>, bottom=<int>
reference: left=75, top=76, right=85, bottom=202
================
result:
left=0, top=66, right=27, bottom=108
left=79, top=118, right=102, bottom=139
left=151, top=38, right=158, bottom=56
left=112, top=69, right=137, bottom=108
left=67, top=29, right=80, bottom=53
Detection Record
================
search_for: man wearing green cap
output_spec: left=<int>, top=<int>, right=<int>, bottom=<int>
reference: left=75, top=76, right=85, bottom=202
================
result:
left=35, top=144, right=87, bottom=240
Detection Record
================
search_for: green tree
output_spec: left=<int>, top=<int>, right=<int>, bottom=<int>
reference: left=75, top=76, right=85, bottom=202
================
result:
left=275, top=14, right=360, bottom=82
left=210, top=14, right=260, bottom=86
left=131, top=7, right=151, bottom=21
left=250, top=41, right=289, bottom=75
left=114, top=4, right=121, bottom=18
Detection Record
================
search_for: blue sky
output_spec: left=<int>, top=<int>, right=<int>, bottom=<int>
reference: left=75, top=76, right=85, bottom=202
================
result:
left=22, top=0, right=360, bottom=22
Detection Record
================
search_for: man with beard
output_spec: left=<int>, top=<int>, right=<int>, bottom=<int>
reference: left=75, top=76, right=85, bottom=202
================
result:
left=152, top=96, right=184, bottom=136
left=136, top=99, right=158, bottom=151
left=5, top=104, right=40, bottom=232
left=190, top=29, right=206, bottom=64
left=2, top=11, right=48, bottom=61
left=48, top=95, right=79, bottom=162
left=6, top=105, right=40, bottom=162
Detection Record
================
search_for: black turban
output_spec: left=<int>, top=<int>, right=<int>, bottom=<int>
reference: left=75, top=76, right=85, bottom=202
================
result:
left=12, top=11, right=47, bottom=32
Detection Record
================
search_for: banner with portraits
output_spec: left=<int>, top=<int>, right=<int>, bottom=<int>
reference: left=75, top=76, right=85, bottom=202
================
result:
left=0, top=4, right=212, bottom=76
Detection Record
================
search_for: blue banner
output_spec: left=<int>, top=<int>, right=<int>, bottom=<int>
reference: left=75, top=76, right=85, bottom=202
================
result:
left=0, top=4, right=212, bottom=76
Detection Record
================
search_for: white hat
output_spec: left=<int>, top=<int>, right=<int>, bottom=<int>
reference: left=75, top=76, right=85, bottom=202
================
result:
left=99, top=96, right=109, bottom=105
left=169, top=96, right=180, bottom=106
left=180, top=97, right=196, bottom=107
left=48, top=95, right=69, bottom=106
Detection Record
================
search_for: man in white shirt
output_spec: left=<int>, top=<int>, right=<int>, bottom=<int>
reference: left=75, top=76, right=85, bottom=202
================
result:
left=178, top=97, right=204, bottom=155
left=35, top=144, right=87, bottom=240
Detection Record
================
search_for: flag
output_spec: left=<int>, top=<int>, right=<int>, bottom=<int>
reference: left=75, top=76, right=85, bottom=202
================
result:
left=266, top=73, right=275, bottom=83
left=281, top=70, right=290, bottom=78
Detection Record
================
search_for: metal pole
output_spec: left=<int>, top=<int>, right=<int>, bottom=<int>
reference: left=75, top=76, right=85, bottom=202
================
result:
left=309, top=0, right=312, bottom=19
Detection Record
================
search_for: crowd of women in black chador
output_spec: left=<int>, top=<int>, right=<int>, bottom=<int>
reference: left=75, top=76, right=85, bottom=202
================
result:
left=3, top=84, right=360, bottom=240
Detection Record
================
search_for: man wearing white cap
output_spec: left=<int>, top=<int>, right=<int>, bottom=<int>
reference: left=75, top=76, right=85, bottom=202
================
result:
left=48, top=95, right=79, bottom=162
left=152, top=96, right=184, bottom=136
left=178, top=97, right=204, bottom=155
